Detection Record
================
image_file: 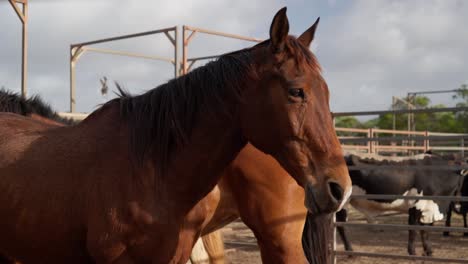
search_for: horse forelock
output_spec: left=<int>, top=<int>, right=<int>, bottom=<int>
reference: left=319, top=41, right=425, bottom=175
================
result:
left=285, top=36, right=322, bottom=76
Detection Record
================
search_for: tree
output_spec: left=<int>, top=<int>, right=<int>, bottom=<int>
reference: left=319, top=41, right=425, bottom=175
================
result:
left=452, top=84, right=468, bottom=133
left=333, top=90, right=467, bottom=133
left=334, top=116, right=363, bottom=128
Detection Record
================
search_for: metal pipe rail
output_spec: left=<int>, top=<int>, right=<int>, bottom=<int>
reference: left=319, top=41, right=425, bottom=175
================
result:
left=83, top=47, right=175, bottom=63
left=335, top=251, right=468, bottom=263
left=183, top=26, right=263, bottom=43
left=335, top=222, right=468, bottom=233
left=182, top=25, right=262, bottom=74
left=224, top=240, right=258, bottom=247
left=58, top=112, right=88, bottom=121
left=70, top=27, right=177, bottom=48
left=69, top=26, right=178, bottom=112
left=340, top=135, right=468, bottom=143
left=332, top=106, right=468, bottom=117
left=348, top=165, right=468, bottom=171
left=351, top=194, right=468, bottom=202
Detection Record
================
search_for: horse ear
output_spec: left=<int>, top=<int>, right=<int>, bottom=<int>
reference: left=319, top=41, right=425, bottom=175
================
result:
left=298, top=17, right=320, bottom=47
left=269, top=7, right=289, bottom=53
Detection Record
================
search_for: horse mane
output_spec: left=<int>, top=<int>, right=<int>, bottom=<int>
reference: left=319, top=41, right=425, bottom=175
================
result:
left=0, top=89, right=75, bottom=125
left=106, top=36, right=321, bottom=176
left=109, top=47, right=255, bottom=175
left=285, top=36, right=322, bottom=75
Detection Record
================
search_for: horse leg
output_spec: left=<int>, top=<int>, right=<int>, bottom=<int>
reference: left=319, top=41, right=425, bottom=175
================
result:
left=419, top=224, right=433, bottom=257
left=247, top=221, right=306, bottom=264
left=443, top=202, right=453, bottom=237
left=407, top=208, right=417, bottom=256
left=239, top=202, right=307, bottom=264
left=336, top=209, right=353, bottom=252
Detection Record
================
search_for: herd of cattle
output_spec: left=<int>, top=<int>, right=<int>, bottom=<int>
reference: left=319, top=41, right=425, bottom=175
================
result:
left=336, top=151, right=468, bottom=256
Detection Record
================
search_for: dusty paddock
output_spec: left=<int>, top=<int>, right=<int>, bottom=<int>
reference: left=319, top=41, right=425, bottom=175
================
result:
left=222, top=208, right=468, bottom=263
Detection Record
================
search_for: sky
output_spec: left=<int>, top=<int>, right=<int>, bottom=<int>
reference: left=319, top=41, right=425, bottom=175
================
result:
left=1, top=0, right=467, bottom=114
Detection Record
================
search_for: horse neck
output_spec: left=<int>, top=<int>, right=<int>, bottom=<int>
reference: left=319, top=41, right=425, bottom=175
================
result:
left=163, top=107, right=247, bottom=213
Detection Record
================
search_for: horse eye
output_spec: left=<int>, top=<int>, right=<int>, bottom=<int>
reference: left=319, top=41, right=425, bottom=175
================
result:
left=288, top=88, right=304, bottom=98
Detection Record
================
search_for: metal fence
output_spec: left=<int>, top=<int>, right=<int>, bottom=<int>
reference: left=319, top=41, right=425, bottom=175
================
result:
left=68, top=25, right=261, bottom=113
left=331, top=106, right=468, bottom=264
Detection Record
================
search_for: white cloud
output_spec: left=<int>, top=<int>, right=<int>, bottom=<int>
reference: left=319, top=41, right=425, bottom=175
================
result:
left=317, top=0, right=468, bottom=113
left=1, top=0, right=283, bottom=112
left=1, top=0, right=467, bottom=115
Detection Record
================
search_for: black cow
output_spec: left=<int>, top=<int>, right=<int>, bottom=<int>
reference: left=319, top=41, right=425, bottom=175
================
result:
left=337, top=154, right=466, bottom=256
left=444, top=170, right=468, bottom=237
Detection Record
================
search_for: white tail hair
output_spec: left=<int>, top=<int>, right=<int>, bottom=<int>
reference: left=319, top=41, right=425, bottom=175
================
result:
left=189, top=237, right=210, bottom=264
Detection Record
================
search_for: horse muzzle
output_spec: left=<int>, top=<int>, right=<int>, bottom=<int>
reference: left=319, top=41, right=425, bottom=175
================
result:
left=305, top=181, right=352, bottom=214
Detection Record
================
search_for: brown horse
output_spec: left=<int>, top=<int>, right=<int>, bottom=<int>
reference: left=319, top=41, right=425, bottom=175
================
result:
left=185, top=145, right=334, bottom=264
left=0, top=7, right=350, bottom=263
left=175, top=14, right=348, bottom=264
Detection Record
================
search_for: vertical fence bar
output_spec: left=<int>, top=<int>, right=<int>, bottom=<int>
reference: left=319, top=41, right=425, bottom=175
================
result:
left=424, top=130, right=429, bottom=152
left=331, top=213, right=337, bottom=264
left=369, top=128, right=374, bottom=153
left=462, top=138, right=465, bottom=158
left=21, top=0, right=28, bottom=98
left=367, top=129, right=371, bottom=153
left=9, top=0, right=28, bottom=98
left=182, top=26, right=188, bottom=75
left=174, top=26, right=179, bottom=78
left=69, top=46, right=77, bottom=113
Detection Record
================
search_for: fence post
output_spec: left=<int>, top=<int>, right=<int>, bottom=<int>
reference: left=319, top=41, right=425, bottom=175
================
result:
left=368, top=128, right=374, bottom=153
left=462, top=138, right=465, bottom=158
left=331, top=213, right=337, bottom=264
left=424, top=131, right=429, bottom=152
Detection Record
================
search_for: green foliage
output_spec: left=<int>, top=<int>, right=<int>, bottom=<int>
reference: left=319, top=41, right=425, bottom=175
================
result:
left=452, top=84, right=468, bottom=133
left=334, top=116, right=363, bottom=128
left=335, top=88, right=468, bottom=133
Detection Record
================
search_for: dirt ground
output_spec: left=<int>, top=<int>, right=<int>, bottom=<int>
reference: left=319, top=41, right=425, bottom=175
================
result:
left=222, top=208, right=468, bottom=263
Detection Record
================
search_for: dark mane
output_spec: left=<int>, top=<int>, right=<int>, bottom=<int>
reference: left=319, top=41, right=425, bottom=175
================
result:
left=104, top=36, right=321, bottom=176
left=111, top=48, right=256, bottom=175
left=0, top=89, right=75, bottom=125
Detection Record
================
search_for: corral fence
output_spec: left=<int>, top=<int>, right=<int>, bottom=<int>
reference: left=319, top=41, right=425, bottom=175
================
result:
left=67, top=25, right=261, bottom=113
left=331, top=106, right=468, bottom=264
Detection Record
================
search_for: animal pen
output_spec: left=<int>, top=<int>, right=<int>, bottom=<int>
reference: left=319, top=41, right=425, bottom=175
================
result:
left=332, top=107, right=468, bottom=264
left=4, top=4, right=468, bottom=261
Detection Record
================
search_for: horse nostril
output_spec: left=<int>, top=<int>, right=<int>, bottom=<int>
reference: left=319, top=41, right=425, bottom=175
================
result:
left=328, top=181, right=344, bottom=202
